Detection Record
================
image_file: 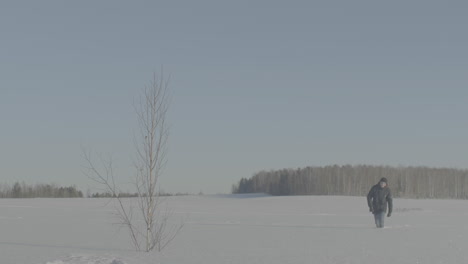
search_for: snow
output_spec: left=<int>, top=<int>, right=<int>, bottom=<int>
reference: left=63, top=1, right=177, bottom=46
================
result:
left=45, top=255, right=126, bottom=264
left=1, top=195, right=468, bottom=264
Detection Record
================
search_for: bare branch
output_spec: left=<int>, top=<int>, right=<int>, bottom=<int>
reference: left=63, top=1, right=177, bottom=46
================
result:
left=82, top=71, right=181, bottom=252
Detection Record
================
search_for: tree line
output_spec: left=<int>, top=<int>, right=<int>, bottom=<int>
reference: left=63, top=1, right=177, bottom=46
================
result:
left=0, top=182, right=83, bottom=198
left=232, top=165, right=468, bottom=199
left=89, top=192, right=138, bottom=198
left=88, top=191, right=191, bottom=198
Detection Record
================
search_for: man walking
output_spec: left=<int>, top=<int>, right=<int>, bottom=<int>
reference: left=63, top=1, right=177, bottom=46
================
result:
left=367, top=177, right=393, bottom=228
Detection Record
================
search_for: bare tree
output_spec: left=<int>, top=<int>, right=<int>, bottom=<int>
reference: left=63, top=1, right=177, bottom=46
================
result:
left=133, top=72, right=174, bottom=252
left=83, top=71, right=182, bottom=252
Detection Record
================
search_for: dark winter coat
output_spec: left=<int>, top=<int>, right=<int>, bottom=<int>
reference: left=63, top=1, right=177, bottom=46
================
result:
left=367, top=184, right=393, bottom=214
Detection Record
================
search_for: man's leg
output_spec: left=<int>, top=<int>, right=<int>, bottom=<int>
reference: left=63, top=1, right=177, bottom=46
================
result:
left=374, top=213, right=380, bottom=228
left=378, top=212, right=385, bottom=228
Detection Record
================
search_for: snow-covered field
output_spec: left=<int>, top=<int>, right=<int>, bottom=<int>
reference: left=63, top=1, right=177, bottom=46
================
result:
left=1, top=194, right=468, bottom=264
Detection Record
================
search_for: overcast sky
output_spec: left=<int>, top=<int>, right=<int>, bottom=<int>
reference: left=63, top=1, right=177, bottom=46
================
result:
left=1, top=0, right=468, bottom=194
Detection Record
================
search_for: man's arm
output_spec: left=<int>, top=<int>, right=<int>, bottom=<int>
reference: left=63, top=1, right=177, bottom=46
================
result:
left=367, top=186, right=374, bottom=212
left=387, top=189, right=393, bottom=216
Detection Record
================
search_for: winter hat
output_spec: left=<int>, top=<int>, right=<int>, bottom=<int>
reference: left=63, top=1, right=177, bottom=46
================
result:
left=379, top=177, right=388, bottom=183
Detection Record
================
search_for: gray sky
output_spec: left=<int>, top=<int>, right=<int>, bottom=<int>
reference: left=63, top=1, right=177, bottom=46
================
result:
left=1, top=0, right=468, bottom=194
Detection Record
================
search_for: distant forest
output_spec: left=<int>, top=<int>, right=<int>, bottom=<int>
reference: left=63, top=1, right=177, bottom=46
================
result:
left=88, top=191, right=191, bottom=198
left=232, top=165, right=468, bottom=199
left=0, top=182, right=83, bottom=198
left=0, top=181, right=196, bottom=199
